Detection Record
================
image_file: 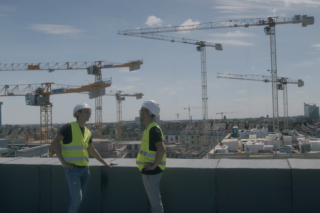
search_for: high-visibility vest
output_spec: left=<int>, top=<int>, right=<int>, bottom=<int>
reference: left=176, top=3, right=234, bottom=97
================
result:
left=61, top=122, right=91, bottom=167
left=136, top=122, right=166, bottom=171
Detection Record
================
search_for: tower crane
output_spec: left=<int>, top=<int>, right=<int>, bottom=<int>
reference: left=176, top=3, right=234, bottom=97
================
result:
left=217, top=73, right=304, bottom=131
left=183, top=106, right=201, bottom=123
left=0, top=102, right=2, bottom=131
left=102, top=91, right=143, bottom=142
left=175, top=113, right=179, bottom=121
left=0, top=81, right=111, bottom=144
left=119, top=29, right=223, bottom=146
left=119, top=14, right=314, bottom=133
left=0, top=60, right=143, bottom=138
left=216, top=111, right=241, bottom=120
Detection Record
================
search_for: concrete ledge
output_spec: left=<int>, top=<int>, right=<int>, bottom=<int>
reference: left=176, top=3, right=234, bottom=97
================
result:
left=289, top=159, right=320, bottom=213
left=1, top=158, right=320, bottom=213
left=217, top=159, right=292, bottom=213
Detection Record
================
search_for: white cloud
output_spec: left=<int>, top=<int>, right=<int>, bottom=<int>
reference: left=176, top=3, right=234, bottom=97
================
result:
left=209, top=31, right=256, bottom=38
left=178, top=19, right=200, bottom=33
left=312, top=43, right=320, bottom=50
left=145, top=16, right=163, bottom=26
left=28, top=24, right=83, bottom=35
left=124, top=77, right=141, bottom=82
left=251, top=66, right=255, bottom=69
left=209, top=39, right=254, bottom=46
left=238, top=90, right=247, bottom=93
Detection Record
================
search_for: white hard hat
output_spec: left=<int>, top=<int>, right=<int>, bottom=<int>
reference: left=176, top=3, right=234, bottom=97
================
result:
left=73, top=103, right=92, bottom=118
left=142, top=100, right=160, bottom=117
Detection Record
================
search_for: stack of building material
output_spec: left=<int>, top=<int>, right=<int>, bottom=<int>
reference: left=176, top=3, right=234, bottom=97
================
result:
left=263, top=145, right=273, bottom=151
left=299, top=140, right=311, bottom=153
left=249, top=134, right=257, bottom=140
left=222, top=139, right=238, bottom=152
left=283, top=136, right=292, bottom=145
left=265, top=136, right=280, bottom=150
left=216, top=145, right=229, bottom=153
left=310, top=140, right=320, bottom=151
left=240, top=130, right=246, bottom=139
left=279, top=146, right=293, bottom=154
left=244, top=141, right=264, bottom=153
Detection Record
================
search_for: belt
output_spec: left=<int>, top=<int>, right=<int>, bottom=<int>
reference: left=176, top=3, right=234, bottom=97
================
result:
left=75, top=165, right=87, bottom=168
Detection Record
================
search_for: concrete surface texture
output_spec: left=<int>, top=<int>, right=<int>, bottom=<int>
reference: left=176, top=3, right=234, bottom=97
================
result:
left=0, top=158, right=319, bottom=213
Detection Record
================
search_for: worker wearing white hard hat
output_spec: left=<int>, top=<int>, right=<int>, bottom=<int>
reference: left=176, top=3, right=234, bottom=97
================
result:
left=137, top=100, right=166, bottom=213
left=52, top=103, right=117, bottom=213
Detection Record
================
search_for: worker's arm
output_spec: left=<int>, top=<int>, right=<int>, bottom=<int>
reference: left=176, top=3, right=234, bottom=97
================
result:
left=144, top=141, right=166, bottom=170
left=51, top=134, right=75, bottom=171
left=88, top=143, right=118, bottom=168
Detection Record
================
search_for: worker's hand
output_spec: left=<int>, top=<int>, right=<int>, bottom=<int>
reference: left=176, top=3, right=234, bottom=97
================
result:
left=104, top=162, right=118, bottom=168
left=62, top=161, right=75, bottom=172
left=144, top=163, right=156, bottom=171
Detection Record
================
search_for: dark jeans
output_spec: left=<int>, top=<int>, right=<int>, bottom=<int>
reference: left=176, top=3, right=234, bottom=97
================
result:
left=64, top=166, right=90, bottom=213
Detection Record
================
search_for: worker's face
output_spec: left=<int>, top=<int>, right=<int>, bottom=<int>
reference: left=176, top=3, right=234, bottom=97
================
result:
left=78, top=109, right=91, bottom=122
left=139, top=107, right=149, bottom=122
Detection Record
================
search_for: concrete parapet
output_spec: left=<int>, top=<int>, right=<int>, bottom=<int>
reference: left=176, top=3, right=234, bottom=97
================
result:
left=1, top=158, right=320, bottom=213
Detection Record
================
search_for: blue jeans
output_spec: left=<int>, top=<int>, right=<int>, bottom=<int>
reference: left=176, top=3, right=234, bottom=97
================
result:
left=64, top=166, right=90, bottom=213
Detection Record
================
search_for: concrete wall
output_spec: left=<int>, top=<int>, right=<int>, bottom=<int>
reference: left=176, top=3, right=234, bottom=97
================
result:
left=0, top=158, right=320, bottom=213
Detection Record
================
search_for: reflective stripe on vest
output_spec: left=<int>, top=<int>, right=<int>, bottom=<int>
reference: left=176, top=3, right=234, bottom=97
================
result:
left=61, top=122, right=91, bottom=167
left=139, top=150, right=156, bottom=158
left=64, top=157, right=89, bottom=162
left=136, top=122, right=166, bottom=171
left=61, top=146, right=86, bottom=151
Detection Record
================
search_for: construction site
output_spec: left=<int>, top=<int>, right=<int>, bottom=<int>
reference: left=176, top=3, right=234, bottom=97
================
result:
left=0, top=15, right=318, bottom=160
left=0, top=3, right=319, bottom=211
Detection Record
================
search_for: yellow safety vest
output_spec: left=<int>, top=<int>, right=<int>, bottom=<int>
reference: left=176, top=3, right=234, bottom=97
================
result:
left=136, top=122, right=166, bottom=171
left=61, top=122, right=91, bottom=167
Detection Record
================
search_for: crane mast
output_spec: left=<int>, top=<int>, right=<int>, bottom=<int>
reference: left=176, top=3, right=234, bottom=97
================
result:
left=121, top=14, right=314, bottom=133
left=103, top=91, right=143, bottom=142
left=119, top=28, right=222, bottom=147
left=269, top=23, right=279, bottom=132
left=217, top=73, right=304, bottom=131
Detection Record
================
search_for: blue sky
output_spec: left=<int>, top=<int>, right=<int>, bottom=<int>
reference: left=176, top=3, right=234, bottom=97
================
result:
left=0, top=0, right=319, bottom=124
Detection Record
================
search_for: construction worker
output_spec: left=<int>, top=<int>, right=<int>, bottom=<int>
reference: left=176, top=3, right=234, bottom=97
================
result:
left=137, top=100, right=166, bottom=213
left=52, top=103, right=117, bottom=213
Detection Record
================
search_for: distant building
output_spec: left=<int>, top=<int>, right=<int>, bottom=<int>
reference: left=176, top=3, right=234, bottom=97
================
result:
left=304, top=103, right=319, bottom=120
left=134, top=117, right=140, bottom=124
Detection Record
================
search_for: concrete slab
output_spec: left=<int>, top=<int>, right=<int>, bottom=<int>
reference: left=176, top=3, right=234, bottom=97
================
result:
left=166, top=159, right=220, bottom=169
left=217, top=159, right=290, bottom=169
left=2, top=157, right=56, bottom=165
left=289, top=159, right=320, bottom=213
left=0, top=157, right=19, bottom=164
left=101, top=158, right=149, bottom=213
left=217, top=159, right=292, bottom=213
left=0, top=159, right=41, bottom=213
left=162, top=159, right=219, bottom=213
